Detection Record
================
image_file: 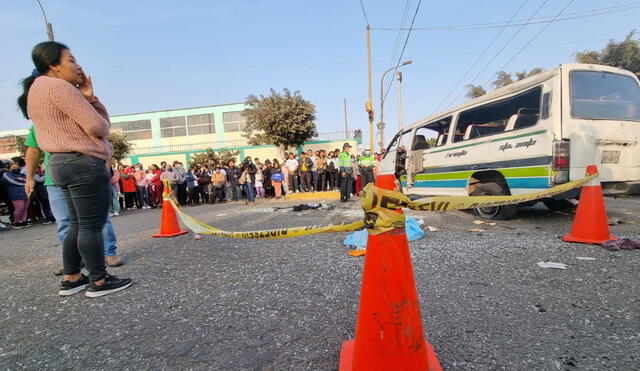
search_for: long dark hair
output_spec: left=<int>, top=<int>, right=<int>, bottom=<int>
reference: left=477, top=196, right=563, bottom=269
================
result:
left=17, top=41, right=69, bottom=119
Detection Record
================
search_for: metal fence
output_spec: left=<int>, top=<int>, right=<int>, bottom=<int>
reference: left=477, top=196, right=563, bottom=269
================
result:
left=129, top=130, right=360, bottom=155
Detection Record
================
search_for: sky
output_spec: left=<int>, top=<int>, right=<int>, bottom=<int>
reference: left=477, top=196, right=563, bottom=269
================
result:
left=1, top=0, right=638, bottom=149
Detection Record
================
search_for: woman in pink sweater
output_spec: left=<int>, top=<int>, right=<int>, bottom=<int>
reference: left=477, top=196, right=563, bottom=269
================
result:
left=18, top=41, right=131, bottom=298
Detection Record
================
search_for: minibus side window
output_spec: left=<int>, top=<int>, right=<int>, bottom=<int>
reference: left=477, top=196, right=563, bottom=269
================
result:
left=453, top=86, right=542, bottom=142
left=541, top=93, right=551, bottom=119
left=414, top=116, right=452, bottom=148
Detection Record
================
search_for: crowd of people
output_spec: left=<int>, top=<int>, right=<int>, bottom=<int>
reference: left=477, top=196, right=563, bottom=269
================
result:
left=0, top=144, right=387, bottom=229
left=105, top=143, right=385, bottom=214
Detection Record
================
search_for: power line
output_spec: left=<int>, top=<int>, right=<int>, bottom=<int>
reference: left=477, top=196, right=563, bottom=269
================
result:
left=358, top=0, right=370, bottom=25
left=371, top=3, right=640, bottom=31
left=387, top=0, right=413, bottom=79
left=433, top=0, right=529, bottom=113
left=487, top=0, right=576, bottom=85
left=382, top=0, right=422, bottom=104
left=445, top=0, right=550, bottom=106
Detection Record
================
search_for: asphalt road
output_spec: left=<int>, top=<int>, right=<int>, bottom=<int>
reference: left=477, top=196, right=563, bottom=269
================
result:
left=0, top=198, right=638, bottom=370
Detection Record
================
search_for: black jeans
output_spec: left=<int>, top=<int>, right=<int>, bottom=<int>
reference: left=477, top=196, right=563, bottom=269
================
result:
left=48, top=153, right=110, bottom=282
left=315, top=171, right=326, bottom=192
left=34, top=182, right=54, bottom=221
left=328, top=170, right=339, bottom=190
left=339, top=170, right=353, bottom=201
left=288, top=173, right=299, bottom=192
left=300, top=171, right=312, bottom=191
left=361, top=169, right=375, bottom=187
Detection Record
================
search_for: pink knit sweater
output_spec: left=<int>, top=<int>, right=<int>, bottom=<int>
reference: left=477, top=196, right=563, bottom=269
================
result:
left=27, top=76, right=114, bottom=160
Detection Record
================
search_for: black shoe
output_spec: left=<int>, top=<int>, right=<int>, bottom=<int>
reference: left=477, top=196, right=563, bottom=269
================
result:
left=85, top=274, right=132, bottom=298
left=58, top=274, right=90, bottom=296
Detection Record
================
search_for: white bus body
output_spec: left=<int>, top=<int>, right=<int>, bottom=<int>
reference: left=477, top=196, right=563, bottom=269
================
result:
left=381, top=64, right=640, bottom=217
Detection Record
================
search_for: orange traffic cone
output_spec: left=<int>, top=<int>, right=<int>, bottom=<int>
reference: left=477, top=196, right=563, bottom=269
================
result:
left=563, top=165, right=617, bottom=245
left=339, top=174, right=442, bottom=371
left=152, top=186, right=189, bottom=238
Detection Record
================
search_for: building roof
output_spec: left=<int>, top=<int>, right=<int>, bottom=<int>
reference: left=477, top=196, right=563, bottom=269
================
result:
left=110, top=102, right=244, bottom=118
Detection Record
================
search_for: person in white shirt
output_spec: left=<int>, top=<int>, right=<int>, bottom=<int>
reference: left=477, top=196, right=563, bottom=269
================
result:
left=307, top=149, right=317, bottom=191
left=284, top=153, right=299, bottom=193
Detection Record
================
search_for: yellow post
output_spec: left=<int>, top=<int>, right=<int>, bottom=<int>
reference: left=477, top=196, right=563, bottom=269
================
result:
left=366, top=25, right=374, bottom=152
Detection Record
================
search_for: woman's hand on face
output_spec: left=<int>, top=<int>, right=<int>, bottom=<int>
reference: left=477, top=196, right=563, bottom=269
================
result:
left=78, top=69, right=94, bottom=100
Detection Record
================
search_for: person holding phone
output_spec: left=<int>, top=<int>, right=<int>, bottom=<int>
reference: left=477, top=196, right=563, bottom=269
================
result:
left=18, top=41, right=131, bottom=297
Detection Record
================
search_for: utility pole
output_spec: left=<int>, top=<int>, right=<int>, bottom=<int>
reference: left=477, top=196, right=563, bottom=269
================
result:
left=365, top=25, right=374, bottom=152
left=397, top=71, right=404, bottom=146
left=344, top=98, right=349, bottom=138
left=379, top=60, right=412, bottom=151
left=36, top=0, right=55, bottom=41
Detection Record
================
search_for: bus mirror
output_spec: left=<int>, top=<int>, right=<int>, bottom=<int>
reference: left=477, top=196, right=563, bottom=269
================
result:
left=412, top=135, right=428, bottom=151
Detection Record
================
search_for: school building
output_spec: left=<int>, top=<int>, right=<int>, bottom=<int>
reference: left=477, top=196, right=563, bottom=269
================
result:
left=0, top=102, right=361, bottom=164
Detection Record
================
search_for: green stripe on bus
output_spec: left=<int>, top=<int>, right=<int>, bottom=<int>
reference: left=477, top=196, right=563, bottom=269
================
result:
left=413, top=166, right=550, bottom=181
left=500, top=166, right=550, bottom=177
left=427, top=129, right=547, bottom=154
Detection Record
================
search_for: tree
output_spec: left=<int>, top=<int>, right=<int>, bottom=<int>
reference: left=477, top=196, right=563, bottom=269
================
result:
left=190, top=148, right=239, bottom=166
left=11, top=136, right=28, bottom=156
left=109, top=132, right=133, bottom=164
left=242, top=88, right=317, bottom=153
left=465, top=84, right=487, bottom=100
left=515, top=67, right=544, bottom=81
left=575, top=31, right=640, bottom=77
left=492, top=71, right=514, bottom=89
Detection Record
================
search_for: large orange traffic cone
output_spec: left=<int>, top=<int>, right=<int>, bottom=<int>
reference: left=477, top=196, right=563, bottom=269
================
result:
left=152, top=186, right=189, bottom=238
left=339, top=174, right=442, bottom=371
left=562, top=165, right=617, bottom=245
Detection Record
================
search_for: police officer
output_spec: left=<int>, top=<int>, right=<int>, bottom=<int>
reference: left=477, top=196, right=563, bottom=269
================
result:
left=338, top=142, right=354, bottom=202
left=358, top=149, right=376, bottom=187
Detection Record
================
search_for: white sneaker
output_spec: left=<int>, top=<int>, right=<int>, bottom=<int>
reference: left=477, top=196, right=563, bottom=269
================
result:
left=113, top=211, right=119, bottom=216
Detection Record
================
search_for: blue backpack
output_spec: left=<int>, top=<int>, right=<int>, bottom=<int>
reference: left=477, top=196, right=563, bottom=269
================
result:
left=272, top=172, right=284, bottom=182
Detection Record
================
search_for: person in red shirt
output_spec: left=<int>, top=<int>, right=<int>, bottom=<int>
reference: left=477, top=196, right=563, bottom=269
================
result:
left=147, top=164, right=162, bottom=207
left=119, top=165, right=137, bottom=210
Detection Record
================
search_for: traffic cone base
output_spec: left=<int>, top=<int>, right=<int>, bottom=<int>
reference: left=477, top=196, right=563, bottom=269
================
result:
left=152, top=198, right=189, bottom=238
left=562, top=165, right=617, bottom=245
left=152, top=230, right=189, bottom=238
left=340, top=340, right=441, bottom=371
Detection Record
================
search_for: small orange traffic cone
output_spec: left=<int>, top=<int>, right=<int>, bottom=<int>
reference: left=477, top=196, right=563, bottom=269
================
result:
left=563, top=165, right=617, bottom=245
left=152, top=186, right=189, bottom=238
left=339, top=174, right=442, bottom=371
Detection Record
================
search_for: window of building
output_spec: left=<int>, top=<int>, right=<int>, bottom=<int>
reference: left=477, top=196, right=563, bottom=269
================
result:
left=453, top=86, right=542, bottom=142
left=187, top=113, right=215, bottom=135
left=0, top=136, right=19, bottom=154
left=160, top=116, right=187, bottom=138
left=111, top=120, right=152, bottom=140
left=223, top=111, right=246, bottom=132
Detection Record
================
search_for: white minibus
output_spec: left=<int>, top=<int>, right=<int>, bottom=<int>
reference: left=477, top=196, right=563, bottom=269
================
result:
left=380, top=64, right=640, bottom=219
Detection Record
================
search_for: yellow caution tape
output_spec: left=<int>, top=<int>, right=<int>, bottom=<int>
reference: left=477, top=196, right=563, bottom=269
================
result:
left=163, top=173, right=596, bottom=239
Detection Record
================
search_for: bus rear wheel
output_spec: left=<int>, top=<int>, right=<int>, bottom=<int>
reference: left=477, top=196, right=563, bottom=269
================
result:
left=470, top=182, right=517, bottom=220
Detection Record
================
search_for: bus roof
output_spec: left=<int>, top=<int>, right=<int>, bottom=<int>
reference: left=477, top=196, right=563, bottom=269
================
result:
left=404, top=63, right=638, bottom=132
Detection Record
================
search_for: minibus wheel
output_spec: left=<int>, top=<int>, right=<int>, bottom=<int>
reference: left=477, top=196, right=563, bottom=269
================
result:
left=471, top=182, right=517, bottom=220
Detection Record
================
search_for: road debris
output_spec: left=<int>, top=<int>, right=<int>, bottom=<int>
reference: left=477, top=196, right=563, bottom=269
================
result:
left=576, top=256, right=596, bottom=261
left=537, top=261, right=568, bottom=269
left=468, top=228, right=486, bottom=233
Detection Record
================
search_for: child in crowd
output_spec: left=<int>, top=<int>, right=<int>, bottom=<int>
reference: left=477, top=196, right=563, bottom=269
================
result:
left=1, top=162, right=30, bottom=228
left=255, top=169, right=264, bottom=198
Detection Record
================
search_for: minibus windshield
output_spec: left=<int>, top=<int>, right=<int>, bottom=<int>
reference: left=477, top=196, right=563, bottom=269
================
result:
left=571, top=71, right=640, bottom=121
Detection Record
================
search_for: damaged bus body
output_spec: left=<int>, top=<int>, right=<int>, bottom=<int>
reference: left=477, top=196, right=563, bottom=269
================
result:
left=381, top=63, right=640, bottom=219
